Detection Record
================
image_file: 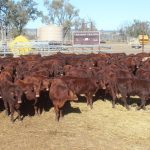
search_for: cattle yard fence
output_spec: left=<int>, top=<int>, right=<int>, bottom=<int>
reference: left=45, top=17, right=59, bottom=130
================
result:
left=0, top=41, right=112, bottom=57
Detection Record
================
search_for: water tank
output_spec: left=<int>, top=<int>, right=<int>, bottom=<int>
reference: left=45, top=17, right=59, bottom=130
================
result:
left=37, top=25, right=63, bottom=42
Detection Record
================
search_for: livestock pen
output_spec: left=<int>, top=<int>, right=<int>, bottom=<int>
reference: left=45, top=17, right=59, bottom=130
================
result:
left=0, top=51, right=150, bottom=150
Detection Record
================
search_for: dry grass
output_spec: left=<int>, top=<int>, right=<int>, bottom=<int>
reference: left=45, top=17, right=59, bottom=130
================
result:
left=0, top=43, right=150, bottom=150
left=0, top=99, right=150, bottom=150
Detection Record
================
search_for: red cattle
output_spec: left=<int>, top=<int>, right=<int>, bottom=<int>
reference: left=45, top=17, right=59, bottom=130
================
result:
left=0, top=79, right=23, bottom=122
left=114, top=77, right=150, bottom=110
left=58, top=76, right=106, bottom=109
left=0, top=52, right=150, bottom=123
left=49, top=78, right=78, bottom=121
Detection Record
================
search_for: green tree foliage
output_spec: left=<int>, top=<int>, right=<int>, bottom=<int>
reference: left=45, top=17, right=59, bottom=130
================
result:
left=0, top=0, right=41, bottom=37
left=43, top=0, right=79, bottom=38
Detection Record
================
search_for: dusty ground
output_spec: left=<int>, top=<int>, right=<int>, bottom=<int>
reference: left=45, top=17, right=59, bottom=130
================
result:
left=100, top=43, right=150, bottom=54
left=0, top=43, right=150, bottom=150
left=66, top=43, right=150, bottom=55
left=0, top=99, right=150, bottom=150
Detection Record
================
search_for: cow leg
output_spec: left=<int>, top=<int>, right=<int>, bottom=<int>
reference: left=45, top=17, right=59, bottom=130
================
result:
left=16, top=109, right=21, bottom=121
left=127, top=95, right=130, bottom=103
left=110, top=88, right=116, bottom=108
left=142, top=101, right=146, bottom=110
left=137, top=97, right=146, bottom=110
left=121, top=96, right=130, bottom=110
left=86, top=97, right=90, bottom=106
left=54, top=105, right=60, bottom=121
left=15, top=104, right=22, bottom=121
left=59, top=101, right=65, bottom=119
left=86, top=94, right=93, bottom=109
left=38, top=106, right=41, bottom=115
left=103, top=90, right=107, bottom=102
left=3, top=101, right=9, bottom=116
left=34, top=98, right=39, bottom=115
left=141, top=97, right=146, bottom=110
left=89, top=95, right=93, bottom=109
left=89, top=99, right=93, bottom=109
left=34, top=105, right=38, bottom=115
left=112, top=98, right=116, bottom=108
left=9, top=105, right=15, bottom=123
left=112, top=94, right=117, bottom=108
left=60, top=108, right=64, bottom=118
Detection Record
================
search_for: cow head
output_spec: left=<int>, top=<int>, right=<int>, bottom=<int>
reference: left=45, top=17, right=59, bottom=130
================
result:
left=58, top=66, right=64, bottom=76
left=33, top=83, right=41, bottom=98
left=41, top=79, right=51, bottom=91
left=95, top=78, right=106, bottom=90
left=11, top=86, right=23, bottom=104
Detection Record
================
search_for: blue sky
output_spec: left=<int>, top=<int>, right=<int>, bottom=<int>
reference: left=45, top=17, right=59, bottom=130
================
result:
left=26, top=0, right=150, bottom=30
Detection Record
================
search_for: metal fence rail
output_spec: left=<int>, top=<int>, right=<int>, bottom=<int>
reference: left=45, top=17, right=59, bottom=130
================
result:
left=0, top=41, right=112, bottom=56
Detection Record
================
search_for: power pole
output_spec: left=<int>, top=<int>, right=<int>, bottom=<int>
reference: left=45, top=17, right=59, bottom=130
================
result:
left=0, top=7, right=9, bottom=57
left=82, top=20, right=86, bottom=31
left=1, top=23, right=8, bottom=57
left=142, top=23, right=144, bottom=53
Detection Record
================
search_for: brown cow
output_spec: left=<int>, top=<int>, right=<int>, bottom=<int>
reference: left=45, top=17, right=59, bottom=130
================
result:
left=0, top=80, right=23, bottom=122
left=58, top=76, right=106, bottom=109
left=49, top=78, right=78, bottom=121
left=115, top=77, right=150, bottom=110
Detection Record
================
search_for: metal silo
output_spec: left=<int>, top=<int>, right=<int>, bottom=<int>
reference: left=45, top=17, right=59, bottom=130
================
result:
left=37, top=25, right=63, bottom=43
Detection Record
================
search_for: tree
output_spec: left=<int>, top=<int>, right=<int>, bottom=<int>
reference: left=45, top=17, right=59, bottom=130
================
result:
left=0, top=0, right=14, bottom=40
left=118, top=28, right=127, bottom=42
left=0, top=0, right=13, bottom=23
left=43, top=0, right=79, bottom=38
left=0, top=0, right=42, bottom=37
left=120, top=20, right=150, bottom=38
left=10, top=0, right=42, bottom=37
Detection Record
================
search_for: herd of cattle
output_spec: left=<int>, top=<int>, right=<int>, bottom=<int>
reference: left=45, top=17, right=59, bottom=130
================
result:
left=0, top=52, right=150, bottom=122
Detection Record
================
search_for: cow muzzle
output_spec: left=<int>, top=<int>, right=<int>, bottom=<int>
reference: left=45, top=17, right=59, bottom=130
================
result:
left=18, top=100, right=22, bottom=104
left=102, top=86, right=106, bottom=90
left=80, top=94, right=86, bottom=97
left=36, top=94, right=40, bottom=98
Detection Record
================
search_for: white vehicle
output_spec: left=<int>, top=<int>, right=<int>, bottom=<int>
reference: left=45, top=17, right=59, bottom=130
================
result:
left=128, top=38, right=142, bottom=49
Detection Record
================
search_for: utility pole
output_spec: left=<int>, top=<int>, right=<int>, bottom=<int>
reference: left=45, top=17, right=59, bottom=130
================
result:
left=142, top=22, right=144, bottom=53
left=1, top=23, right=8, bottom=57
left=82, top=20, right=86, bottom=31
left=0, top=6, right=8, bottom=57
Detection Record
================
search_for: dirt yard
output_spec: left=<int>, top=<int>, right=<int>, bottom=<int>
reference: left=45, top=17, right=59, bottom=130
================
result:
left=0, top=43, right=150, bottom=150
left=0, top=98, right=150, bottom=150
left=101, top=43, right=150, bottom=54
